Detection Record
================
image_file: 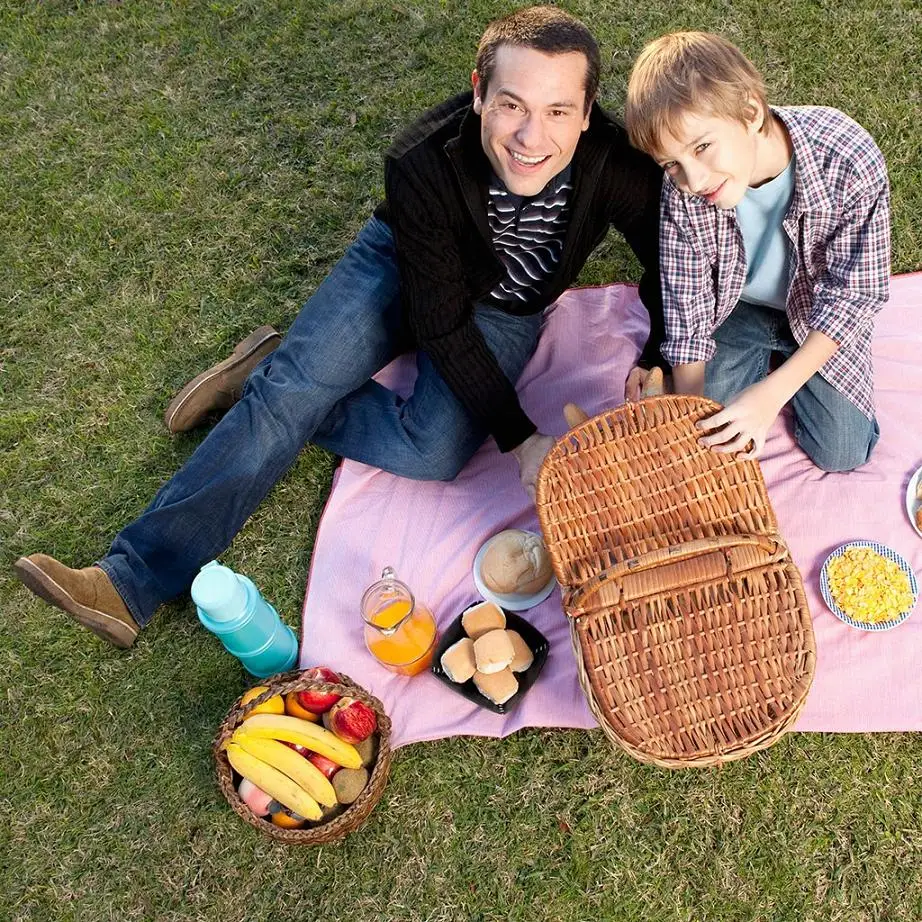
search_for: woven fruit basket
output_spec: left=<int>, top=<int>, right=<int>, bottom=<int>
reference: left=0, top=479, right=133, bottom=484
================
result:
left=535, top=395, right=816, bottom=768
left=213, top=670, right=392, bottom=843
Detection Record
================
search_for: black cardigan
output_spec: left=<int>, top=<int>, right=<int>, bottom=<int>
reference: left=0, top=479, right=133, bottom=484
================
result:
left=375, top=92, right=664, bottom=452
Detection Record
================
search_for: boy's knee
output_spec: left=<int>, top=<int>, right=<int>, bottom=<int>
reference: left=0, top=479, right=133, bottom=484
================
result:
left=796, top=431, right=875, bottom=473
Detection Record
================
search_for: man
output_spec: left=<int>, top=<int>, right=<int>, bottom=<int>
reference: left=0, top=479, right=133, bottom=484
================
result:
left=15, top=6, right=665, bottom=648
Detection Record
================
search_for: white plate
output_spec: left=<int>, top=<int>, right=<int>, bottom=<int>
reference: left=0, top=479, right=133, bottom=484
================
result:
left=819, top=540, right=918, bottom=632
left=906, top=463, right=922, bottom=539
left=472, top=531, right=557, bottom=611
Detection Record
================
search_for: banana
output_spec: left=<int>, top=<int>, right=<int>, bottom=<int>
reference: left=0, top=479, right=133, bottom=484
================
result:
left=232, top=733, right=337, bottom=807
left=224, top=742, right=322, bottom=821
left=236, top=713, right=362, bottom=769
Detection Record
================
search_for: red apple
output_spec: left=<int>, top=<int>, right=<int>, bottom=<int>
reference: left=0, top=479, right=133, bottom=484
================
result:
left=282, top=741, right=312, bottom=758
left=307, top=751, right=341, bottom=781
left=295, top=666, right=343, bottom=714
left=327, top=696, right=377, bottom=744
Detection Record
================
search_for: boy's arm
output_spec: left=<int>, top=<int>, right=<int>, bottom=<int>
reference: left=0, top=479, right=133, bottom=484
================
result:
left=807, top=176, right=891, bottom=347
left=697, top=331, right=838, bottom=458
left=672, top=362, right=706, bottom=396
left=658, top=183, right=719, bottom=370
left=699, top=166, right=890, bottom=460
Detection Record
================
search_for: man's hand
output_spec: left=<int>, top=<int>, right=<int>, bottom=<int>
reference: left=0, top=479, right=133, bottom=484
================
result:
left=511, top=432, right=556, bottom=500
left=624, top=366, right=667, bottom=402
left=696, top=379, right=785, bottom=460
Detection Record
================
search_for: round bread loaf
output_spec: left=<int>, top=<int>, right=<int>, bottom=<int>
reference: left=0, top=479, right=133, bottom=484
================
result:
left=481, top=529, right=552, bottom=595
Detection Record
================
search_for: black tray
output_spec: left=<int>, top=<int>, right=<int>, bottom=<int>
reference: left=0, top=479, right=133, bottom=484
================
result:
left=431, top=605, right=550, bottom=714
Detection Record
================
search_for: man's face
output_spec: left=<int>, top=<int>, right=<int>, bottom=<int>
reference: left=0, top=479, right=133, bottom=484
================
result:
left=654, top=108, right=762, bottom=209
left=473, top=45, right=591, bottom=197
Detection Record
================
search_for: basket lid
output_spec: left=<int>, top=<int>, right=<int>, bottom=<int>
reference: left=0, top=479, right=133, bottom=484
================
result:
left=535, top=396, right=778, bottom=592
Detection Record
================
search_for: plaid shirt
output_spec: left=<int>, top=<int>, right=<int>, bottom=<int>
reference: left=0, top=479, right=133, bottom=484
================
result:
left=659, top=106, right=891, bottom=418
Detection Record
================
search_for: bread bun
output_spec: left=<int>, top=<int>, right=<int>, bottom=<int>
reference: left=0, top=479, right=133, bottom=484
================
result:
left=472, top=629, right=515, bottom=674
left=440, top=637, right=476, bottom=684
left=461, top=601, right=506, bottom=639
left=480, top=530, right=552, bottom=595
left=505, top=630, right=533, bottom=673
left=473, top=668, right=518, bottom=705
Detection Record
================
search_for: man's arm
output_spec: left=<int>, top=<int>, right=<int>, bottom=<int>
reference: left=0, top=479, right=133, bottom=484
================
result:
left=384, top=153, right=537, bottom=453
left=607, top=142, right=667, bottom=370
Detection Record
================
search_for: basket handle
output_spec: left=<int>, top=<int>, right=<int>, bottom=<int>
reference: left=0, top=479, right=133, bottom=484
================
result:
left=562, top=534, right=786, bottom=616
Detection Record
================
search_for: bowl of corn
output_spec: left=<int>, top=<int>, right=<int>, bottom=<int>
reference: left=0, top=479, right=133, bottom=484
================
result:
left=820, top=541, right=918, bottom=631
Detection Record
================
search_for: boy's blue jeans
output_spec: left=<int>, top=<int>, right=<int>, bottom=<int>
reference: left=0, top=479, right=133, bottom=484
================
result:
left=98, top=217, right=543, bottom=625
left=703, top=300, right=879, bottom=472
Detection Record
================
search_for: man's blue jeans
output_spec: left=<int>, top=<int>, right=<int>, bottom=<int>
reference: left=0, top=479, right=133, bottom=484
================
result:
left=703, top=300, right=879, bottom=472
left=99, top=217, right=543, bottom=625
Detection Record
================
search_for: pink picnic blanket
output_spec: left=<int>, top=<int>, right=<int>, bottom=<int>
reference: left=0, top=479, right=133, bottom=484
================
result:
left=300, top=275, right=922, bottom=747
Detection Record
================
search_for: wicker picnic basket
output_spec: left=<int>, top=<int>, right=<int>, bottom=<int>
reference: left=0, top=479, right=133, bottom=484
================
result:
left=535, top=395, right=816, bottom=768
left=213, top=670, right=392, bottom=843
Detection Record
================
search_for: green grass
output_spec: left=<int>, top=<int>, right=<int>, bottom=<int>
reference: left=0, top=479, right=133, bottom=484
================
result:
left=2, top=2, right=922, bottom=920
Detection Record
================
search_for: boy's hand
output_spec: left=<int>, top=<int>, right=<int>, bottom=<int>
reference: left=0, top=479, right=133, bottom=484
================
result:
left=511, top=432, right=556, bottom=500
left=696, top=379, right=784, bottom=460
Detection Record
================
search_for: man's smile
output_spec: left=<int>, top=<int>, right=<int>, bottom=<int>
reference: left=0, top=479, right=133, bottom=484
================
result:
left=508, top=148, right=551, bottom=166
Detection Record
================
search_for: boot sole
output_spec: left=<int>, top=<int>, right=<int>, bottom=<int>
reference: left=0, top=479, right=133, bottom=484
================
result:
left=163, top=326, right=282, bottom=433
left=13, top=557, right=139, bottom=649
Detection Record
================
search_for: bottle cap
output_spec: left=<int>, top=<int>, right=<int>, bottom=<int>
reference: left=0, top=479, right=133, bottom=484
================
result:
left=191, top=561, right=248, bottom=622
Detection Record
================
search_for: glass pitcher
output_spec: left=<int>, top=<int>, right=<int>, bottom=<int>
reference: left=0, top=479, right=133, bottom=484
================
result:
left=361, top=567, right=438, bottom=676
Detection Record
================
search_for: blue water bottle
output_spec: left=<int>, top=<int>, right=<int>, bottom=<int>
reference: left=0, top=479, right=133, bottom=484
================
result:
left=191, top=561, right=298, bottom=678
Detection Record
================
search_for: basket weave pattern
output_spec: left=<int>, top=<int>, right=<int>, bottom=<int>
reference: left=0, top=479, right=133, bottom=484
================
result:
left=213, top=671, right=392, bottom=844
left=536, top=396, right=816, bottom=768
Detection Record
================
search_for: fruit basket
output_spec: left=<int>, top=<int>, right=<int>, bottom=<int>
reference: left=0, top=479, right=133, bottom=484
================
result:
left=213, top=669, right=392, bottom=844
left=535, top=395, right=816, bottom=768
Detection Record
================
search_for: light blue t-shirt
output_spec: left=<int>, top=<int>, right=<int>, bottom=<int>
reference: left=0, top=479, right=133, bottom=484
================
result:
left=736, top=157, right=796, bottom=310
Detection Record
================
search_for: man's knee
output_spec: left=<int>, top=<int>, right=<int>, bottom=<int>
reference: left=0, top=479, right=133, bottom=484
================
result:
left=411, top=446, right=472, bottom=482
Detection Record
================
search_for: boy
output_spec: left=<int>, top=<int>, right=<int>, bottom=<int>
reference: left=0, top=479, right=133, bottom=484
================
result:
left=625, top=32, right=890, bottom=469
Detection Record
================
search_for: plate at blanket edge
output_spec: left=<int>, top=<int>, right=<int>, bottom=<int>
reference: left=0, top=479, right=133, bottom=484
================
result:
left=906, top=463, right=922, bottom=539
left=819, top=540, right=919, bottom=632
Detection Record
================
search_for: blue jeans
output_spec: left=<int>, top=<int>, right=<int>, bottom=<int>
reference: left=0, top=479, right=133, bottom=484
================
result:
left=99, top=217, right=543, bottom=625
left=703, top=300, right=879, bottom=472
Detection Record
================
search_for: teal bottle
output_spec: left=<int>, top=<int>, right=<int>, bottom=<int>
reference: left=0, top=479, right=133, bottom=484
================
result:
left=191, top=561, right=298, bottom=678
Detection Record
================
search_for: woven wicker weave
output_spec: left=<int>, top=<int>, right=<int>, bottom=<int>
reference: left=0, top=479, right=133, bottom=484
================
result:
left=214, top=670, right=391, bottom=843
left=535, top=395, right=815, bottom=768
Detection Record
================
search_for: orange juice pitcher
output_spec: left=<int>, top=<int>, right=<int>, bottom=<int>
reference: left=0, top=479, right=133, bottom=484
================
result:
left=361, top=567, right=438, bottom=676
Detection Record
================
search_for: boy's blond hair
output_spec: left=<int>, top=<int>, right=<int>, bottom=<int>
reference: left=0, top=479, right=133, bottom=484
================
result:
left=626, top=32, right=771, bottom=156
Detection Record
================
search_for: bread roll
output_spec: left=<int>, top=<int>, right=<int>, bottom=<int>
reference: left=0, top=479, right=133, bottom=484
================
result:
left=472, top=629, right=515, bottom=674
left=641, top=366, right=665, bottom=398
left=461, top=600, right=506, bottom=639
left=481, top=529, right=552, bottom=595
left=473, top=668, right=518, bottom=705
left=440, top=638, right=476, bottom=683
left=505, top=630, right=533, bottom=673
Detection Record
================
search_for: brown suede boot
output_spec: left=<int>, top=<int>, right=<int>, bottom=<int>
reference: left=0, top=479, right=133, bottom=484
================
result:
left=163, top=325, right=282, bottom=433
left=14, top=554, right=139, bottom=649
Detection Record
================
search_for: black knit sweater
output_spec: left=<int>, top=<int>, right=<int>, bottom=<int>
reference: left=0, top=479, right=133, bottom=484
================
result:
left=374, top=92, right=664, bottom=452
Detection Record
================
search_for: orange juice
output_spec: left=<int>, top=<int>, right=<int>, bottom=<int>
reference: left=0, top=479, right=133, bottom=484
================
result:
left=364, top=600, right=437, bottom=676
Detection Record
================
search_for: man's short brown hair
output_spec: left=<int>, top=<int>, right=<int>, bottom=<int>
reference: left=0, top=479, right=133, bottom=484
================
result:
left=626, top=32, right=771, bottom=156
left=476, top=6, right=601, bottom=112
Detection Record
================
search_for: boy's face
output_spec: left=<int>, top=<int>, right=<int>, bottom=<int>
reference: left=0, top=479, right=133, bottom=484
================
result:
left=472, top=45, right=592, bottom=197
left=654, top=108, right=763, bottom=208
